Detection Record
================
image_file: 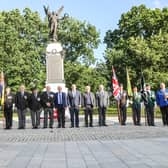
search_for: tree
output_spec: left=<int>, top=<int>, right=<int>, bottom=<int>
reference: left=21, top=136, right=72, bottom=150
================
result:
left=0, top=8, right=103, bottom=91
left=104, top=5, right=168, bottom=89
left=58, top=16, right=100, bottom=65
left=64, top=61, right=107, bottom=93
left=0, top=8, right=48, bottom=91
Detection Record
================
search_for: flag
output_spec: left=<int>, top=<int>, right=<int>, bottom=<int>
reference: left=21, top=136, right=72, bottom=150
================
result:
left=0, top=71, right=5, bottom=106
left=112, top=66, right=120, bottom=100
left=126, top=67, right=133, bottom=97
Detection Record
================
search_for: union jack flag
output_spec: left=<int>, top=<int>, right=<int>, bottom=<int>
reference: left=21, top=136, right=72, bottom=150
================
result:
left=112, top=66, right=120, bottom=100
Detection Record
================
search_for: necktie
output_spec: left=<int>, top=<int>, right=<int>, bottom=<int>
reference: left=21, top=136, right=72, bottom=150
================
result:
left=59, top=93, right=62, bottom=104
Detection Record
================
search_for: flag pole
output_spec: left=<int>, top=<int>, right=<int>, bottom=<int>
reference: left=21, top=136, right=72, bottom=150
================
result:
left=140, top=69, right=147, bottom=126
left=0, top=70, right=5, bottom=129
left=112, top=66, right=121, bottom=125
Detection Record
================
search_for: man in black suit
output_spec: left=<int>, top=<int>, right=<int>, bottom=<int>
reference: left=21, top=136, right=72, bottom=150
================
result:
left=15, top=84, right=29, bottom=129
left=117, top=84, right=128, bottom=125
left=67, top=84, right=81, bottom=128
left=54, top=86, right=67, bottom=128
left=4, top=87, right=15, bottom=129
left=29, top=87, right=42, bottom=129
left=41, top=85, right=55, bottom=128
left=82, top=85, right=95, bottom=127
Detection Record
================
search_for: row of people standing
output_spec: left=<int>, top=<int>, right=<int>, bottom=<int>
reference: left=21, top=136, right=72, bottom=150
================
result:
left=3, top=82, right=168, bottom=129
left=3, top=84, right=109, bottom=129
left=117, top=83, right=168, bottom=126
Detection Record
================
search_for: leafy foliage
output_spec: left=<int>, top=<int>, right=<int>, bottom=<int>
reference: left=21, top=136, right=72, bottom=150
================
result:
left=0, top=8, right=104, bottom=92
left=104, top=5, right=168, bottom=90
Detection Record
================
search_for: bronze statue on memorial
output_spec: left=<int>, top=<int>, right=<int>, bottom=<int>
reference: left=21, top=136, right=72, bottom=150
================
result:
left=44, top=5, right=64, bottom=42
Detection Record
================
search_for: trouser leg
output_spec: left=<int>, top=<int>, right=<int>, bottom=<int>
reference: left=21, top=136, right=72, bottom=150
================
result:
left=160, top=106, right=167, bottom=125
left=84, top=108, right=89, bottom=127
left=70, top=108, right=75, bottom=127
left=36, top=109, right=41, bottom=127
left=89, top=108, right=93, bottom=127
left=31, top=110, right=35, bottom=127
left=74, top=108, right=79, bottom=127
left=102, top=107, right=106, bottom=125
left=43, top=108, right=48, bottom=128
left=22, top=109, right=26, bottom=128
left=98, top=108, right=103, bottom=126
left=17, top=109, right=23, bottom=128
left=137, top=106, right=141, bottom=125
left=49, top=108, right=53, bottom=128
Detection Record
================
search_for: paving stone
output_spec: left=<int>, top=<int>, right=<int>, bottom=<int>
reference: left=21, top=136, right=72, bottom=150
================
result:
left=0, top=117, right=167, bottom=167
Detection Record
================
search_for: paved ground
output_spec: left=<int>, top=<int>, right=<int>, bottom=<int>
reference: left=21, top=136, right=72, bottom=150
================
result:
left=0, top=117, right=168, bottom=168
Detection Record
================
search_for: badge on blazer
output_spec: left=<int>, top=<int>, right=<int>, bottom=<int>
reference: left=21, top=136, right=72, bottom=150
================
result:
left=7, top=96, right=12, bottom=99
left=50, top=94, right=54, bottom=98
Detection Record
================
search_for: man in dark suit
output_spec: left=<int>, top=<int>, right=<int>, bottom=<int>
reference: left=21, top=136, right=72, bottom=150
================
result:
left=144, top=84, right=155, bottom=126
left=29, top=87, right=42, bottom=129
left=96, top=84, right=109, bottom=126
left=117, top=84, right=128, bottom=125
left=54, top=85, right=67, bottom=128
left=132, top=86, right=142, bottom=125
left=82, top=85, right=95, bottom=127
left=15, top=84, right=29, bottom=129
left=67, top=84, right=81, bottom=128
left=41, top=85, right=55, bottom=128
left=4, top=87, right=15, bottom=129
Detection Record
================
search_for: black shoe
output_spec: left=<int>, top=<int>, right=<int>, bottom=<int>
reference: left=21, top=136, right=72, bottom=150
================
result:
left=50, top=126, right=53, bottom=129
left=57, top=126, right=61, bottom=128
left=43, top=127, right=47, bottom=129
left=70, top=126, right=74, bottom=128
left=103, top=124, right=108, bottom=126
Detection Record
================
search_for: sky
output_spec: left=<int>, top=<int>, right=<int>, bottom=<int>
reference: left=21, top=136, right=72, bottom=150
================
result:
left=1, top=0, right=168, bottom=60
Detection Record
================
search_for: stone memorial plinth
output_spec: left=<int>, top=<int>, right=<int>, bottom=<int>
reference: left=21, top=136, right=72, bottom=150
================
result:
left=46, top=42, right=65, bottom=92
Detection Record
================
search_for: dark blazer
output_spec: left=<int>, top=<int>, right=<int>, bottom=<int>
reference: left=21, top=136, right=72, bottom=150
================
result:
left=54, top=92, right=67, bottom=108
left=4, top=93, right=15, bottom=110
left=119, top=90, right=128, bottom=106
left=67, top=90, right=81, bottom=108
left=96, top=91, right=109, bottom=108
left=82, top=92, right=95, bottom=108
left=15, top=91, right=30, bottom=110
left=40, top=91, right=55, bottom=108
left=29, top=92, right=42, bottom=111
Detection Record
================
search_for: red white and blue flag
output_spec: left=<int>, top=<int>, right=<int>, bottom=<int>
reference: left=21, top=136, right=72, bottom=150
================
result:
left=112, top=66, right=120, bottom=100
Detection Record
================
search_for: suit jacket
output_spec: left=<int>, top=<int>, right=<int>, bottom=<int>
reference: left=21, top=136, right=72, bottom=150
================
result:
left=82, top=92, right=95, bottom=108
left=118, top=90, right=128, bottom=107
left=29, top=92, right=42, bottom=111
left=145, top=90, right=156, bottom=107
left=4, top=93, right=15, bottom=110
left=40, top=91, right=55, bottom=109
left=96, top=91, right=109, bottom=108
left=15, top=91, right=30, bottom=110
left=67, top=90, right=81, bottom=108
left=54, top=92, right=67, bottom=108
